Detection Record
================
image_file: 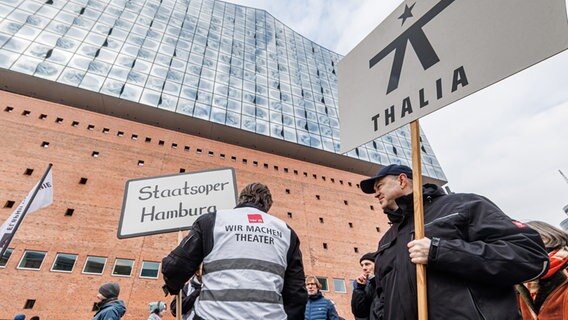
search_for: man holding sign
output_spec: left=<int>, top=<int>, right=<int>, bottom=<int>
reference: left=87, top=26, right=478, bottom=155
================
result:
left=360, top=164, right=549, bottom=319
left=162, top=182, right=307, bottom=320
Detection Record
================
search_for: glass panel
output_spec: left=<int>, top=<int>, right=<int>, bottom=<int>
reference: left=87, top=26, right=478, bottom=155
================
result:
left=0, top=248, right=13, bottom=267
left=316, top=277, right=328, bottom=291
left=18, top=250, right=46, bottom=269
left=112, top=258, right=134, bottom=276
left=51, top=253, right=77, bottom=272
left=140, top=261, right=160, bottom=278
left=333, top=278, right=346, bottom=293
left=83, top=256, right=106, bottom=274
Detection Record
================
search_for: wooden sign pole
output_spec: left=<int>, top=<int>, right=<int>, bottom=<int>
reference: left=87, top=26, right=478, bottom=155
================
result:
left=410, top=120, right=428, bottom=320
left=176, top=230, right=183, bottom=320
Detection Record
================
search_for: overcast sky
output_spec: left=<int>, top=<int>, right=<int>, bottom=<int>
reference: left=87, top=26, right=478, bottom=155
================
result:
left=225, top=0, right=568, bottom=227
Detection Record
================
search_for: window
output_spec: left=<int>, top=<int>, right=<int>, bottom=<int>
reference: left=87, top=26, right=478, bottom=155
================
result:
left=287, top=212, right=293, bottom=218
left=274, top=165, right=279, bottom=171
left=231, top=156, right=236, bottom=161
left=253, top=161, right=258, bottom=166
left=102, top=128, right=110, bottom=134
left=348, top=222, right=353, bottom=228
left=79, top=177, right=88, bottom=184
left=72, top=121, right=79, bottom=127
left=140, top=261, right=160, bottom=279
left=370, top=205, right=375, bottom=210
left=131, top=134, right=138, bottom=140
left=172, top=143, right=178, bottom=149
left=4, top=200, right=15, bottom=208
left=319, top=217, right=324, bottom=223
left=24, top=299, right=36, bottom=309
left=344, top=200, right=349, bottom=205
left=145, top=137, right=152, bottom=143
left=220, top=154, right=225, bottom=159
left=65, top=208, right=74, bottom=216
left=4, top=106, right=13, bottom=112
left=158, top=140, right=165, bottom=146
left=41, top=141, right=50, bottom=148
left=22, top=110, right=31, bottom=116
left=317, top=277, right=329, bottom=291
left=51, top=253, right=77, bottom=272
left=179, top=168, right=186, bottom=173
left=117, top=131, right=124, bottom=137
left=196, top=148, right=202, bottom=154
left=87, top=124, right=95, bottom=130
left=323, top=243, right=328, bottom=249
left=138, top=160, right=145, bottom=166
left=55, top=117, right=63, bottom=124
left=24, top=168, right=34, bottom=175
left=18, top=250, right=47, bottom=270
left=184, top=146, right=190, bottom=152
left=208, top=151, right=214, bottom=156
left=39, top=114, right=47, bottom=120
left=91, top=151, right=99, bottom=158
left=112, top=258, right=134, bottom=276
left=0, top=248, right=14, bottom=267
left=354, top=247, right=359, bottom=253
left=376, top=227, right=381, bottom=233
left=83, top=256, right=107, bottom=274
left=285, top=189, right=290, bottom=194
left=333, top=278, right=346, bottom=293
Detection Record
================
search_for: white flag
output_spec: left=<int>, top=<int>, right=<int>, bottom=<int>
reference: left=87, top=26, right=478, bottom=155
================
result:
left=0, top=164, right=53, bottom=258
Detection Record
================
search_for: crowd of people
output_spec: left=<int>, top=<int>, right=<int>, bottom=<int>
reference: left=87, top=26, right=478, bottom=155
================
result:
left=15, top=165, right=563, bottom=319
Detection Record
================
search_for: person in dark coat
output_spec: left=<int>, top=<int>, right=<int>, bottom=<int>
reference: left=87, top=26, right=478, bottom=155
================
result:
left=351, top=252, right=381, bottom=320
left=92, top=282, right=126, bottom=320
left=360, top=164, right=549, bottom=319
left=305, top=275, right=339, bottom=320
left=517, top=221, right=568, bottom=319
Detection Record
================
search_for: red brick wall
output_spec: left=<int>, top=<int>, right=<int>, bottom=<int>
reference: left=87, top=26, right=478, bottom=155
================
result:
left=0, top=90, right=389, bottom=320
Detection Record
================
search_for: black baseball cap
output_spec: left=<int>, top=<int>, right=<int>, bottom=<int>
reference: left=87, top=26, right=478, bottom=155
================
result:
left=360, top=164, right=413, bottom=194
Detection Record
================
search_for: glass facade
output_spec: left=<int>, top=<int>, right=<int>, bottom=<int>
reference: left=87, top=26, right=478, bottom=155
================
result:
left=0, top=0, right=445, bottom=180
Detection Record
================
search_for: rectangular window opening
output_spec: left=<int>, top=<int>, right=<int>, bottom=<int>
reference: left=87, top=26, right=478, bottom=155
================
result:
left=140, top=261, right=160, bottom=279
left=323, top=243, right=328, bottom=249
left=41, top=141, right=49, bottom=148
left=79, top=177, right=88, bottom=185
left=287, top=212, right=293, bottom=218
left=4, top=200, right=15, bottom=208
left=91, top=151, right=99, bottom=158
left=65, top=208, right=74, bottom=216
left=39, top=114, right=47, bottom=120
left=117, top=131, right=124, bottom=137
left=319, top=217, right=324, bottom=223
left=0, top=248, right=14, bottom=267
left=24, top=168, right=34, bottom=176
left=87, top=124, right=95, bottom=130
left=55, top=117, right=63, bottom=124
left=158, top=140, right=165, bottom=146
left=83, top=256, right=107, bottom=275
left=72, top=121, right=79, bottom=127
left=51, top=253, right=77, bottom=272
left=18, top=250, right=47, bottom=270
left=22, top=110, right=31, bottom=116
left=172, top=143, right=178, bottom=149
left=4, top=106, right=14, bottom=112
left=145, top=137, right=152, bottom=143
left=179, top=168, right=186, bottom=173
left=102, top=128, right=110, bottom=134
left=112, top=258, right=134, bottom=277
left=138, top=160, right=145, bottom=166
left=131, top=134, right=138, bottom=140
left=24, top=299, right=36, bottom=309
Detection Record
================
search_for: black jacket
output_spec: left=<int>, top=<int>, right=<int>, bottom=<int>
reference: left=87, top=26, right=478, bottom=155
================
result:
left=351, top=278, right=381, bottom=320
left=162, top=203, right=307, bottom=319
left=376, top=184, right=549, bottom=320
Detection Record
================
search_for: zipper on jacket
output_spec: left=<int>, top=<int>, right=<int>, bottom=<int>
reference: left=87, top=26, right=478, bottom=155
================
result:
left=467, top=287, right=487, bottom=320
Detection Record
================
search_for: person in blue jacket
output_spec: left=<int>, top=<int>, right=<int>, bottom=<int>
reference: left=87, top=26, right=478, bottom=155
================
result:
left=92, top=282, right=126, bottom=320
left=305, top=275, right=339, bottom=320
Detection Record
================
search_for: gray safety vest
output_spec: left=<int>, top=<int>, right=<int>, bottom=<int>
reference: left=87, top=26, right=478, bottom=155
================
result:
left=195, top=207, right=291, bottom=320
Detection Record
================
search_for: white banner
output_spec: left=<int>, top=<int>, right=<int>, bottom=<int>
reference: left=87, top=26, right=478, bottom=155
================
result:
left=0, top=164, right=53, bottom=258
left=338, top=0, right=568, bottom=152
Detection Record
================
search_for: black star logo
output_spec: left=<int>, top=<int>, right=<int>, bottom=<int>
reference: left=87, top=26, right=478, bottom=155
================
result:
left=398, top=2, right=416, bottom=26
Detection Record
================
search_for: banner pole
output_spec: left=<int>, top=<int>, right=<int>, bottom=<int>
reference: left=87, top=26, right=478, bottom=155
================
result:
left=410, top=121, right=428, bottom=320
left=176, top=230, right=183, bottom=320
left=0, top=163, right=52, bottom=258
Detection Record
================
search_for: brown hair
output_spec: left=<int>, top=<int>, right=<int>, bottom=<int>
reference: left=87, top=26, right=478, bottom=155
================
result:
left=526, top=220, right=568, bottom=251
left=237, top=182, right=273, bottom=212
left=305, top=275, right=322, bottom=289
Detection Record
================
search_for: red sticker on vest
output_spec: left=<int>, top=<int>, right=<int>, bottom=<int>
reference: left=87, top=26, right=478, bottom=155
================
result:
left=248, top=214, right=264, bottom=223
left=512, top=220, right=527, bottom=228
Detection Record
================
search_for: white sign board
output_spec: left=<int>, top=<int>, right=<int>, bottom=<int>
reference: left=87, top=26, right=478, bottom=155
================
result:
left=338, top=0, right=568, bottom=153
left=118, top=168, right=237, bottom=239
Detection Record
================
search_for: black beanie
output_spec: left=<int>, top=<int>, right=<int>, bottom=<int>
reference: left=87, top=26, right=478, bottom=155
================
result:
left=99, top=282, right=120, bottom=299
left=360, top=252, right=377, bottom=263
